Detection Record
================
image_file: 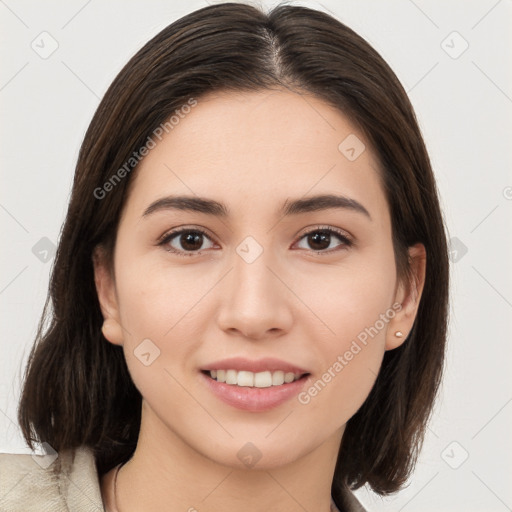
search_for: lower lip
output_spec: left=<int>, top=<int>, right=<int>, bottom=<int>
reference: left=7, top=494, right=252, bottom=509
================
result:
left=200, top=371, right=310, bottom=412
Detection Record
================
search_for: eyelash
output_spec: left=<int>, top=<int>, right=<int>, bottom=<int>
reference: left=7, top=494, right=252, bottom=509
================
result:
left=157, top=225, right=354, bottom=258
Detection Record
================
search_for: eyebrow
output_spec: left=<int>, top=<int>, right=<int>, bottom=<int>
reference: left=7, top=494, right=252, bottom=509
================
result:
left=142, top=194, right=372, bottom=221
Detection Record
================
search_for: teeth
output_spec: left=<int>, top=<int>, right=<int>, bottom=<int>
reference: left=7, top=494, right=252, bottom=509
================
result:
left=272, top=371, right=284, bottom=386
left=254, top=371, right=272, bottom=388
left=284, top=372, right=295, bottom=383
left=237, top=371, right=254, bottom=387
left=226, top=369, right=237, bottom=385
left=207, top=369, right=304, bottom=387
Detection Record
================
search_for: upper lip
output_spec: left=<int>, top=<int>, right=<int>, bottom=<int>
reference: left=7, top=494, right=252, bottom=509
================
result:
left=201, top=357, right=310, bottom=375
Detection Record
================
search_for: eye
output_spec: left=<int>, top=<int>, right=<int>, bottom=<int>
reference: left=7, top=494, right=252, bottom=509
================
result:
left=158, top=225, right=353, bottom=257
left=158, top=227, right=215, bottom=257
left=294, top=226, right=353, bottom=255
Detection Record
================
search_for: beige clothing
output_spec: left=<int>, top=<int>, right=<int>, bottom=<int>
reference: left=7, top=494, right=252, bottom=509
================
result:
left=0, top=446, right=366, bottom=511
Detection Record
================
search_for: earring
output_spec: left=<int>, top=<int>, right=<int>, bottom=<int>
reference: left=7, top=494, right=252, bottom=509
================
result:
left=394, top=331, right=403, bottom=338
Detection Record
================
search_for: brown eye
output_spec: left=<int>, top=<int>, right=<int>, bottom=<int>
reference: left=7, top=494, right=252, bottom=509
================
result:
left=160, top=228, right=215, bottom=257
left=295, top=227, right=352, bottom=254
left=307, top=231, right=331, bottom=251
left=178, top=232, right=204, bottom=251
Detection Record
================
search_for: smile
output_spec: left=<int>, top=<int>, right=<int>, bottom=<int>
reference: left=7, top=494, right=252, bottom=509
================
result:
left=205, top=369, right=306, bottom=388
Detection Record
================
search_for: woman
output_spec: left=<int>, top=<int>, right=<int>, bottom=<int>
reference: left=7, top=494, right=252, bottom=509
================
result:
left=0, top=2, right=449, bottom=511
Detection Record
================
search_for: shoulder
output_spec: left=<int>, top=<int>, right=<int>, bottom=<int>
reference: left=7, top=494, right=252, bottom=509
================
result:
left=0, top=445, right=104, bottom=512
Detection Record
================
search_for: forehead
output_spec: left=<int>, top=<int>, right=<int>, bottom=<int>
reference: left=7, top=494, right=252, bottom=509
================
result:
left=125, top=89, right=389, bottom=226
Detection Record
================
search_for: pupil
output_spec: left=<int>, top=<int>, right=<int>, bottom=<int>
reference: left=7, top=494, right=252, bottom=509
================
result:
left=182, top=232, right=202, bottom=250
left=179, top=231, right=332, bottom=252
left=309, top=231, right=330, bottom=250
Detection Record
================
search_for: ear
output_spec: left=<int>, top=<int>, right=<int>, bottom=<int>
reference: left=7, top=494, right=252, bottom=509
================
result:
left=92, top=245, right=124, bottom=346
left=386, top=243, right=427, bottom=350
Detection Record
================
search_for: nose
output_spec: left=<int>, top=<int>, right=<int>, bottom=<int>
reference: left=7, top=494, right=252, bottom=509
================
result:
left=216, top=246, right=293, bottom=340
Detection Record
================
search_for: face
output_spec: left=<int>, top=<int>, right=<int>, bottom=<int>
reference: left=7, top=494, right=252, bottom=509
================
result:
left=94, top=89, right=425, bottom=470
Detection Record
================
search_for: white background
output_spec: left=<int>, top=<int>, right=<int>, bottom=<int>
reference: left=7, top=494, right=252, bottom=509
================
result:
left=1, top=1, right=511, bottom=511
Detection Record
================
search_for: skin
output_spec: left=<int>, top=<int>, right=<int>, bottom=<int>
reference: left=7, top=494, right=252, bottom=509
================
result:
left=94, top=88, right=426, bottom=512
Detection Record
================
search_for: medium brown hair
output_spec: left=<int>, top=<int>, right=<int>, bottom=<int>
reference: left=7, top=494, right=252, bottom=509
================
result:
left=17, top=1, right=449, bottom=497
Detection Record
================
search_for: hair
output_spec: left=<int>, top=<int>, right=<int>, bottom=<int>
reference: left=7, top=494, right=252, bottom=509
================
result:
left=17, top=1, right=449, bottom=499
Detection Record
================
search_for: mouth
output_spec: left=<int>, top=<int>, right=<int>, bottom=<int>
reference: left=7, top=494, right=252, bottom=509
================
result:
left=199, top=358, right=311, bottom=411
left=201, top=369, right=309, bottom=388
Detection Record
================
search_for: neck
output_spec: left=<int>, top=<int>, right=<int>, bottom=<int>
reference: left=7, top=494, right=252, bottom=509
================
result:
left=109, top=400, right=343, bottom=512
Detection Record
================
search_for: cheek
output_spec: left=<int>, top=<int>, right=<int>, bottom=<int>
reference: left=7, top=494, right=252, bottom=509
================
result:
left=294, top=248, right=396, bottom=418
left=112, top=261, right=206, bottom=413
left=293, top=239, right=396, bottom=340
left=114, top=248, right=200, bottom=338
left=296, top=285, right=391, bottom=425
left=112, top=249, right=208, bottom=387
left=298, top=347, right=384, bottom=428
